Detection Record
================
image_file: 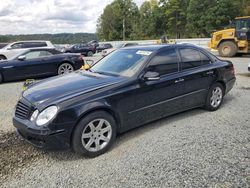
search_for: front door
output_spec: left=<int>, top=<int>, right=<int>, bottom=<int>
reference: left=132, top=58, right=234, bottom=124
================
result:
left=118, top=47, right=186, bottom=131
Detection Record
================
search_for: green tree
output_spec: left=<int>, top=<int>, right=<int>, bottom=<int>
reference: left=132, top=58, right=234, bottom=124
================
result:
left=137, top=0, right=166, bottom=39
left=97, top=0, right=139, bottom=41
left=187, top=0, right=241, bottom=37
left=161, top=0, right=189, bottom=38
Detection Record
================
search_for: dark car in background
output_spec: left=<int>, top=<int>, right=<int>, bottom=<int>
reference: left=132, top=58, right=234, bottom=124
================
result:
left=96, top=43, right=113, bottom=53
left=0, top=48, right=83, bottom=83
left=13, top=44, right=235, bottom=157
left=88, top=40, right=99, bottom=48
left=63, top=43, right=96, bottom=56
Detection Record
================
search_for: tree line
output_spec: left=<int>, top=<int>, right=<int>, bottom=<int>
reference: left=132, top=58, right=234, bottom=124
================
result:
left=97, top=0, right=250, bottom=41
left=0, top=33, right=98, bottom=44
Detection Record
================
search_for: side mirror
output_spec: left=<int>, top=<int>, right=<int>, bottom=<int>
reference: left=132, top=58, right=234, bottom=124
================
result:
left=6, top=47, right=12, bottom=50
left=18, top=55, right=26, bottom=61
left=143, top=71, right=160, bottom=81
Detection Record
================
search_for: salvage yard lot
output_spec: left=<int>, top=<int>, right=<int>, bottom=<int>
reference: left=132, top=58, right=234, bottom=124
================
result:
left=0, top=55, right=249, bottom=187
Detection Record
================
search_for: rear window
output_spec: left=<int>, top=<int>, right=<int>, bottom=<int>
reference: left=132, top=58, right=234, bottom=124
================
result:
left=179, top=48, right=211, bottom=70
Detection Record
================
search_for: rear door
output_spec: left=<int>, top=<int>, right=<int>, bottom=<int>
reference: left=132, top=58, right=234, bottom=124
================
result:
left=178, top=47, right=217, bottom=108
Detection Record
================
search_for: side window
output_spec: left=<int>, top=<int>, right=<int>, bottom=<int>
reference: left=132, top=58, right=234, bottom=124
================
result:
left=200, top=52, right=211, bottom=65
left=180, top=48, right=206, bottom=70
left=25, top=51, right=41, bottom=59
left=148, top=48, right=179, bottom=76
left=25, top=51, right=52, bottom=60
left=11, top=43, right=24, bottom=49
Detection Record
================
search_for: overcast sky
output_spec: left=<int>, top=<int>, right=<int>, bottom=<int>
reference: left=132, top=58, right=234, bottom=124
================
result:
left=0, top=0, right=144, bottom=35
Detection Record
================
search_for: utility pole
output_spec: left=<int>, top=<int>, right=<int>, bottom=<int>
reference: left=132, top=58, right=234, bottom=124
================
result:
left=123, top=18, right=125, bottom=41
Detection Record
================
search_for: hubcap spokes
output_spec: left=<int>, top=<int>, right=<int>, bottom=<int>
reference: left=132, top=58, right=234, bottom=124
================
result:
left=210, top=87, right=222, bottom=108
left=59, top=64, right=73, bottom=74
left=81, top=119, right=112, bottom=152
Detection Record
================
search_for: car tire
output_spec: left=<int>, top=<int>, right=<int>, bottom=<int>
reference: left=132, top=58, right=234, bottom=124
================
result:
left=87, top=51, right=93, bottom=57
left=218, top=41, right=237, bottom=57
left=72, top=111, right=117, bottom=157
left=0, top=55, right=7, bottom=60
left=205, top=83, right=225, bottom=111
left=58, top=63, right=74, bottom=75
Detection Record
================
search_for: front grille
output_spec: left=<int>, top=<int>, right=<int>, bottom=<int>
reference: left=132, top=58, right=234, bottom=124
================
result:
left=15, top=100, right=32, bottom=119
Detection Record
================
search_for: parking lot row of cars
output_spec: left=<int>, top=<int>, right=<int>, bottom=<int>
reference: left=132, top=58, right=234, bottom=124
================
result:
left=0, top=40, right=114, bottom=60
left=0, top=40, right=141, bottom=83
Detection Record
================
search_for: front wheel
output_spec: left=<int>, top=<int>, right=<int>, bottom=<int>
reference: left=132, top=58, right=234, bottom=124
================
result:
left=205, top=83, right=224, bottom=111
left=72, top=111, right=117, bottom=157
left=58, top=63, right=74, bottom=75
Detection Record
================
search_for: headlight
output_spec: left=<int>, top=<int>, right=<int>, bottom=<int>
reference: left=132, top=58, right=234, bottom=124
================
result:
left=35, top=106, right=58, bottom=126
left=30, top=110, right=39, bottom=121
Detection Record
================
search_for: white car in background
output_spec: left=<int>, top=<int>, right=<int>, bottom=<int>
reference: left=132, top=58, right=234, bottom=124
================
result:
left=0, top=41, right=54, bottom=60
left=101, top=42, right=138, bottom=56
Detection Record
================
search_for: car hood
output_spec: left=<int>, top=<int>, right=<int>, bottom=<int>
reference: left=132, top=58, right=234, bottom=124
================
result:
left=23, top=71, right=125, bottom=108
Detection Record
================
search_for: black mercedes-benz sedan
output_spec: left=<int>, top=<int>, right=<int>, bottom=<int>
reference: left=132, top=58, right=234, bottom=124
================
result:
left=13, top=44, right=236, bottom=157
left=0, top=48, right=83, bottom=83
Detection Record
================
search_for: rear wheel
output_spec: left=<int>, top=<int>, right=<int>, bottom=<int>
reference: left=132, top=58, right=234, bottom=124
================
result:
left=0, top=55, right=6, bottom=60
left=205, top=83, right=224, bottom=111
left=72, top=111, right=117, bottom=157
left=218, top=41, right=237, bottom=57
left=58, top=63, right=74, bottom=75
left=87, top=51, right=93, bottom=57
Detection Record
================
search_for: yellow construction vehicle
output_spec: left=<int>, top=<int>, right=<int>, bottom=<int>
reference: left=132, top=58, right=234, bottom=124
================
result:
left=209, top=16, right=250, bottom=57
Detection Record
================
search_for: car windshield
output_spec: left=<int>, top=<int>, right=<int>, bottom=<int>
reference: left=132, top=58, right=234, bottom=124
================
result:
left=90, top=49, right=152, bottom=77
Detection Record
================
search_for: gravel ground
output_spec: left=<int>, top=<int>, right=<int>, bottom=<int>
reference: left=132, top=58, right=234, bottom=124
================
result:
left=0, top=55, right=249, bottom=187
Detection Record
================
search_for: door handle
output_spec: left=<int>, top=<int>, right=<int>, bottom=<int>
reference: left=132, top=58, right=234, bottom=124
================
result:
left=175, top=78, right=184, bottom=83
left=206, top=70, right=214, bottom=75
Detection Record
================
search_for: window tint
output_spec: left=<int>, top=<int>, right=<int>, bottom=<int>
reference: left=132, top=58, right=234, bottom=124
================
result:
left=25, top=50, right=52, bottom=60
left=148, top=49, right=179, bottom=75
left=180, top=48, right=211, bottom=70
left=11, top=43, right=24, bottom=49
left=23, top=42, right=47, bottom=48
left=200, top=52, right=211, bottom=65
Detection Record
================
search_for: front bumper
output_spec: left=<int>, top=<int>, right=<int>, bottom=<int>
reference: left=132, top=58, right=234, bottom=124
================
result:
left=13, top=117, right=72, bottom=150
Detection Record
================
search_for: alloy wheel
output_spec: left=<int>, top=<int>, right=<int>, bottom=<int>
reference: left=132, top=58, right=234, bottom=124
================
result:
left=81, top=119, right=112, bottom=152
left=58, top=63, right=74, bottom=75
left=210, top=87, right=223, bottom=108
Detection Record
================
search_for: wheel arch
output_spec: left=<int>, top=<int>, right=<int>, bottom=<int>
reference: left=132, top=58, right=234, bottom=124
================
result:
left=0, top=54, right=7, bottom=59
left=217, top=39, right=237, bottom=48
left=57, top=60, right=75, bottom=70
left=213, top=80, right=226, bottom=95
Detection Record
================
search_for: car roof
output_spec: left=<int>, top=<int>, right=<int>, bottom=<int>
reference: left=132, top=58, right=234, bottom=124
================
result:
left=121, top=43, right=202, bottom=51
left=11, top=40, right=51, bottom=43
